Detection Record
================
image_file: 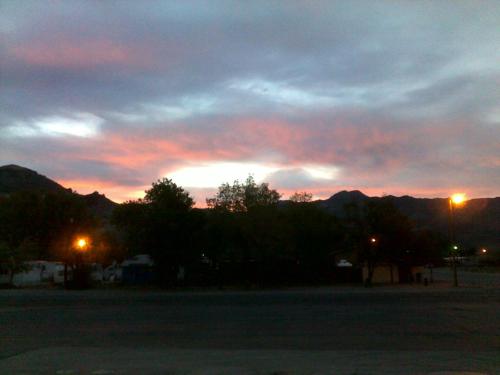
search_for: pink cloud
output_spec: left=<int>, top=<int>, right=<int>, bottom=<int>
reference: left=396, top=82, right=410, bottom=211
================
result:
left=11, top=39, right=153, bottom=69
left=16, top=113, right=497, bottom=203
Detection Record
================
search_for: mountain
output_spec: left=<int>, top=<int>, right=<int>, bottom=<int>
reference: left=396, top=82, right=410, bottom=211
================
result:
left=82, top=191, right=117, bottom=218
left=0, top=164, right=117, bottom=219
left=317, top=190, right=369, bottom=212
left=316, top=191, right=500, bottom=250
left=0, top=164, right=67, bottom=195
left=1, top=165, right=497, bottom=249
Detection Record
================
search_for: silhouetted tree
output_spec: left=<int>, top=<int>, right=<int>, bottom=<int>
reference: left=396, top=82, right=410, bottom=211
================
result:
left=111, top=201, right=150, bottom=255
left=289, top=191, right=313, bottom=203
left=0, top=240, right=38, bottom=286
left=206, top=176, right=281, bottom=212
left=112, top=179, right=203, bottom=285
left=343, top=198, right=415, bottom=284
left=409, top=229, right=447, bottom=267
left=282, top=201, right=343, bottom=282
left=144, top=178, right=194, bottom=210
left=0, top=191, right=95, bottom=261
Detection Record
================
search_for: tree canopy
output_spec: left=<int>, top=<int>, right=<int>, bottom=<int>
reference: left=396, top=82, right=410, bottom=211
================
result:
left=0, top=191, right=95, bottom=260
left=206, top=176, right=281, bottom=212
left=144, top=178, right=194, bottom=210
left=289, top=191, right=313, bottom=203
left=0, top=175, right=447, bottom=287
left=111, top=178, right=200, bottom=284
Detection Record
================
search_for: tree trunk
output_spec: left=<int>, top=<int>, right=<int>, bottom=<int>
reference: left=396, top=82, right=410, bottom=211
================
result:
left=8, top=256, right=16, bottom=286
left=8, top=270, right=14, bottom=286
left=365, top=262, right=375, bottom=286
left=64, top=263, right=68, bottom=288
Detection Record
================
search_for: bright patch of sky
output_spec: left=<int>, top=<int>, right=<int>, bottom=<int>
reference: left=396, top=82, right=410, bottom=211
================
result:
left=108, top=96, right=217, bottom=123
left=228, top=79, right=337, bottom=108
left=227, top=78, right=439, bottom=110
left=303, top=165, right=339, bottom=180
left=4, top=113, right=103, bottom=138
left=167, top=162, right=340, bottom=189
left=167, top=162, right=279, bottom=188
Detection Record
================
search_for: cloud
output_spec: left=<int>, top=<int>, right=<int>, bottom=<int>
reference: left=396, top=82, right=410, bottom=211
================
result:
left=10, top=39, right=153, bottom=69
left=166, top=162, right=278, bottom=188
left=3, top=113, right=103, bottom=138
left=1, top=1, right=499, bottom=202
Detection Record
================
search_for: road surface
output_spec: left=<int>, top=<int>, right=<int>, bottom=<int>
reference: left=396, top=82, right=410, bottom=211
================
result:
left=1, top=286, right=499, bottom=374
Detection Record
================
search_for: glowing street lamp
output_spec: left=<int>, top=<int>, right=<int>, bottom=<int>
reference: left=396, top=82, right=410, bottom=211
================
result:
left=76, top=238, right=88, bottom=251
left=64, top=236, right=90, bottom=288
left=451, top=193, right=466, bottom=205
left=69, top=236, right=91, bottom=289
left=448, top=193, right=466, bottom=287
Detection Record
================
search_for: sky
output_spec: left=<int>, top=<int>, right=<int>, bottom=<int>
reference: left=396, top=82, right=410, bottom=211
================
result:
left=1, top=1, right=499, bottom=204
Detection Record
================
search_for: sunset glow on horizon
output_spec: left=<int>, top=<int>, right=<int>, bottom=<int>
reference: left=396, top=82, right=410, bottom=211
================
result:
left=1, top=2, right=499, bottom=203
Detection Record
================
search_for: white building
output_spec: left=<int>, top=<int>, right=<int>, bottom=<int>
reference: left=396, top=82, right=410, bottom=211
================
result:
left=12, top=261, right=61, bottom=287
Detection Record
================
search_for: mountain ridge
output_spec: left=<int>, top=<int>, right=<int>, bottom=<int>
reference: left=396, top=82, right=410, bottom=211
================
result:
left=0, top=164, right=117, bottom=218
left=1, top=164, right=498, bottom=249
left=314, top=190, right=499, bottom=250
left=0, top=164, right=68, bottom=195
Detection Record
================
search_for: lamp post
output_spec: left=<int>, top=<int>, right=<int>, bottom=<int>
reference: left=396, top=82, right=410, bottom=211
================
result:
left=449, top=194, right=466, bottom=287
left=66, top=236, right=90, bottom=289
left=364, top=237, right=378, bottom=287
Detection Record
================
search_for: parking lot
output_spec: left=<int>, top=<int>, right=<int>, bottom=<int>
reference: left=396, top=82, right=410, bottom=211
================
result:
left=1, top=281, right=499, bottom=374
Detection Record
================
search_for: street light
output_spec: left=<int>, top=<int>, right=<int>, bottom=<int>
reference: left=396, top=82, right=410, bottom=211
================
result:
left=451, top=193, right=466, bottom=205
left=64, top=236, right=91, bottom=288
left=449, top=193, right=466, bottom=287
left=76, top=238, right=88, bottom=251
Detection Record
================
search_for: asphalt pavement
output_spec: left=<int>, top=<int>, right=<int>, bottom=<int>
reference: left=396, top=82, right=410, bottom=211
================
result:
left=1, top=285, right=499, bottom=374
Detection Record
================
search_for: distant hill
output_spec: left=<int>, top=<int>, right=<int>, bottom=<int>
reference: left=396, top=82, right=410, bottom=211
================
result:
left=1, top=165, right=497, bottom=249
left=316, top=190, right=370, bottom=212
left=0, top=164, right=67, bottom=194
left=82, top=191, right=117, bottom=218
left=0, top=164, right=117, bottom=219
left=316, top=190, right=500, bottom=250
